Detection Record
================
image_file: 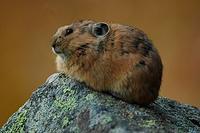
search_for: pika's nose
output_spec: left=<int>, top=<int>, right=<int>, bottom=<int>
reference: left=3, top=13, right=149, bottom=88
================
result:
left=52, top=42, right=57, bottom=49
left=52, top=38, right=62, bottom=54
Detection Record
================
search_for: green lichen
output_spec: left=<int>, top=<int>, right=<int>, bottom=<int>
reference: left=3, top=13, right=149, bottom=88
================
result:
left=54, top=87, right=77, bottom=110
left=6, top=110, right=28, bottom=133
left=62, top=116, right=70, bottom=128
left=54, top=97, right=77, bottom=111
left=100, top=115, right=113, bottom=125
left=29, top=130, right=35, bottom=133
left=54, top=97, right=77, bottom=110
left=63, top=87, right=75, bottom=95
left=140, top=120, right=156, bottom=128
left=85, top=93, right=95, bottom=101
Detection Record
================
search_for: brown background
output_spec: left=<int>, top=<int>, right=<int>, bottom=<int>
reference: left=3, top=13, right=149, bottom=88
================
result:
left=0, top=0, right=200, bottom=126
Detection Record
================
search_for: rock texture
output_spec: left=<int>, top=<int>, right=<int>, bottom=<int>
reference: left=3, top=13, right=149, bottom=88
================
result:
left=1, top=73, right=200, bottom=133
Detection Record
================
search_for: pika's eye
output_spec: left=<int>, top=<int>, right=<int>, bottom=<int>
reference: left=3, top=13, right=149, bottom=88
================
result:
left=92, top=22, right=110, bottom=37
left=65, top=28, right=73, bottom=36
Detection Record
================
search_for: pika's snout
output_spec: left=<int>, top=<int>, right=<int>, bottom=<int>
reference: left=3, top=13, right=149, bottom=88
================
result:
left=52, top=26, right=73, bottom=54
left=52, top=42, right=61, bottom=54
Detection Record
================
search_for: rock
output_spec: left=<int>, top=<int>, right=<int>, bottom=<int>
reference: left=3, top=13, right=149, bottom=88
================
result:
left=1, top=73, right=200, bottom=133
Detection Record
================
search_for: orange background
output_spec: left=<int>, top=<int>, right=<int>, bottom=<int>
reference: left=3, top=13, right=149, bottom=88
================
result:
left=0, top=0, right=200, bottom=126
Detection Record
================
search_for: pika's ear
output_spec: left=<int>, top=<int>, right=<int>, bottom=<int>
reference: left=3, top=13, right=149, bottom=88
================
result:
left=91, top=22, right=110, bottom=37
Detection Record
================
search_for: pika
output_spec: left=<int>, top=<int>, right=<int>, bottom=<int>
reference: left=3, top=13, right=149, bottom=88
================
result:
left=51, top=20, right=163, bottom=105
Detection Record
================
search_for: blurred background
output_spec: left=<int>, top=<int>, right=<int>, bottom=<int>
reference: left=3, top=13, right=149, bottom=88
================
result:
left=0, top=0, right=200, bottom=126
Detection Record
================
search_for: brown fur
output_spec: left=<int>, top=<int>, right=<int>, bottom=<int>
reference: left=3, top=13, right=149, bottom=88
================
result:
left=52, top=20, right=163, bottom=105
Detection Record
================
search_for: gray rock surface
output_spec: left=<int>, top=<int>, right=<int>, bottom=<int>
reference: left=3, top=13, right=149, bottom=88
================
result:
left=1, top=73, right=200, bottom=133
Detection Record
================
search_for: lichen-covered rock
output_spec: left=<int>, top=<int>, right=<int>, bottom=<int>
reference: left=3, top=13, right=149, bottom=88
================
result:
left=1, top=73, right=200, bottom=133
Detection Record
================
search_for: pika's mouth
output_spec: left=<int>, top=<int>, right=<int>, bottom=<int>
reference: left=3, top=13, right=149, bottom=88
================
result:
left=51, top=36, right=62, bottom=54
left=51, top=43, right=70, bottom=61
left=52, top=45, right=62, bottom=54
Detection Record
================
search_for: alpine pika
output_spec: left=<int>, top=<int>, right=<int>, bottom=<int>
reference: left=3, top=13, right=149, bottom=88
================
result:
left=51, top=20, right=163, bottom=105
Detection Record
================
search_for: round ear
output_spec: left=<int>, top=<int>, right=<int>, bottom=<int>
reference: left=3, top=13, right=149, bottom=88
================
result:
left=92, top=22, right=110, bottom=37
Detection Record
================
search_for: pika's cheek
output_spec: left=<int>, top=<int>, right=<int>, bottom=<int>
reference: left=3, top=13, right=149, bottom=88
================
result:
left=58, top=54, right=67, bottom=60
left=63, top=48, right=72, bottom=58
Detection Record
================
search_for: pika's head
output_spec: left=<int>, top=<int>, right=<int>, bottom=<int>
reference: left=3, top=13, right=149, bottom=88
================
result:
left=51, top=20, right=110, bottom=61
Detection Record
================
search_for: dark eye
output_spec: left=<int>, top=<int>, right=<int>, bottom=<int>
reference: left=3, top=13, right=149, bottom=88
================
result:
left=65, top=28, right=73, bottom=36
left=92, top=22, right=110, bottom=37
